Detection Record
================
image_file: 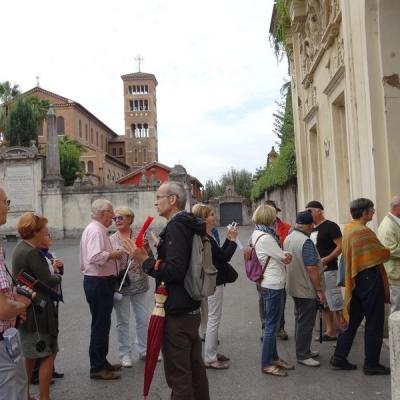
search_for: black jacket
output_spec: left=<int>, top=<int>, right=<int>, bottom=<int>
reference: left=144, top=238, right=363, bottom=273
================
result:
left=142, top=211, right=206, bottom=315
left=208, top=235, right=237, bottom=285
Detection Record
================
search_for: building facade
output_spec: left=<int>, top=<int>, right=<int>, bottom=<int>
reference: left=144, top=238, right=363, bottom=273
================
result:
left=117, top=161, right=203, bottom=202
left=24, top=87, right=129, bottom=184
left=275, top=0, right=400, bottom=225
left=120, top=72, right=158, bottom=168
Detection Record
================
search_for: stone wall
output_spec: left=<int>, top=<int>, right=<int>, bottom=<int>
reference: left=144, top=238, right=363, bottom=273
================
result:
left=253, top=182, right=298, bottom=226
left=57, top=185, right=164, bottom=238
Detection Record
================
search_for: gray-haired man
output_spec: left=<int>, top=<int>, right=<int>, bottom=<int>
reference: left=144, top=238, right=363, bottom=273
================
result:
left=128, top=182, right=210, bottom=400
left=80, top=199, right=124, bottom=380
left=284, top=211, right=326, bottom=367
left=378, top=194, right=400, bottom=313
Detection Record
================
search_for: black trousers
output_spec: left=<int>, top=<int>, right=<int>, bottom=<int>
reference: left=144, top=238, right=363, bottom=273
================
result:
left=162, top=313, right=209, bottom=400
left=83, top=275, right=115, bottom=373
left=334, top=267, right=384, bottom=368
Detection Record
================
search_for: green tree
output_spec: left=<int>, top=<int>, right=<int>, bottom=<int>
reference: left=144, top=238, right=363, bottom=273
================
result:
left=0, top=81, right=20, bottom=135
left=4, top=98, right=38, bottom=146
left=220, top=168, right=253, bottom=199
left=59, top=136, right=85, bottom=186
left=1, top=84, right=49, bottom=146
left=26, top=97, right=50, bottom=130
left=201, top=179, right=223, bottom=202
left=251, top=85, right=296, bottom=200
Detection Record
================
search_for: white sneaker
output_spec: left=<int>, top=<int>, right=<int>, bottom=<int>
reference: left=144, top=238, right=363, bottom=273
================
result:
left=121, top=355, right=133, bottom=368
left=297, top=358, right=320, bottom=367
left=139, top=352, right=162, bottom=362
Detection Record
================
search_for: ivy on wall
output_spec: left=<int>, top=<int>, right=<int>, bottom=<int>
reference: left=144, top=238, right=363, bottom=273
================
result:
left=251, top=86, right=296, bottom=200
left=270, top=0, right=291, bottom=59
left=250, top=0, right=296, bottom=201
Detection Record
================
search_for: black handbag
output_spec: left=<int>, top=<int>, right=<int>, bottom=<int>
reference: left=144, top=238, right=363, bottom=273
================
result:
left=219, top=262, right=239, bottom=284
left=117, top=266, right=131, bottom=288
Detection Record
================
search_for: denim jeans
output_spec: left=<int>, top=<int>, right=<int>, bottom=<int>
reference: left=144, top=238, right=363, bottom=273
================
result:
left=83, top=275, right=115, bottom=373
left=113, top=291, right=150, bottom=358
left=258, top=288, right=287, bottom=331
left=261, top=288, right=284, bottom=367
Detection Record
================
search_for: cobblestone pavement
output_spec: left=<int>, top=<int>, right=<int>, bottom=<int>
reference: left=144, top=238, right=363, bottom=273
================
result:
left=5, top=226, right=391, bottom=400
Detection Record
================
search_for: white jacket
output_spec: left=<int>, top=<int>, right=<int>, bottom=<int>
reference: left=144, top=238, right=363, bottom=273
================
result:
left=251, top=230, right=287, bottom=290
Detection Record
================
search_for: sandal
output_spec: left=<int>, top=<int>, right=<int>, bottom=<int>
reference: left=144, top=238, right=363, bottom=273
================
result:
left=261, top=365, right=288, bottom=377
left=217, top=353, right=230, bottom=362
left=204, top=360, right=229, bottom=370
left=272, top=359, right=295, bottom=370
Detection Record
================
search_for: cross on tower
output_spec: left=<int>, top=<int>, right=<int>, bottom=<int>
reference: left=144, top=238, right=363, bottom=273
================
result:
left=135, top=55, right=144, bottom=72
left=36, top=74, right=40, bottom=87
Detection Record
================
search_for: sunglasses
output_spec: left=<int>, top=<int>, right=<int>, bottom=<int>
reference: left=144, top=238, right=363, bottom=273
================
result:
left=112, top=215, right=125, bottom=222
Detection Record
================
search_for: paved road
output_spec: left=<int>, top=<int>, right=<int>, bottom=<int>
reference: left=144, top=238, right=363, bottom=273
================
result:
left=5, top=226, right=391, bottom=400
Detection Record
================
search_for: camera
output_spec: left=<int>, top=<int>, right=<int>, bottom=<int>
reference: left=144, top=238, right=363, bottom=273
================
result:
left=16, top=286, right=47, bottom=310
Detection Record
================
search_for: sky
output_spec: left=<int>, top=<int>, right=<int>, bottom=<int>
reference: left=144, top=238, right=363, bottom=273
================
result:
left=1, top=0, right=288, bottom=184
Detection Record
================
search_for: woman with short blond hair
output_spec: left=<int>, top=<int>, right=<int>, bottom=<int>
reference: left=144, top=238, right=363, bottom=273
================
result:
left=110, top=207, right=152, bottom=367
left=251, top=205, right=293, bottom=377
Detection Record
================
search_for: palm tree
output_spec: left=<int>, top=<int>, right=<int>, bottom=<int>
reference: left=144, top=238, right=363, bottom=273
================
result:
left=0, top=81, right=20, bottom=135
left=26, top=96, right=50, bottom=128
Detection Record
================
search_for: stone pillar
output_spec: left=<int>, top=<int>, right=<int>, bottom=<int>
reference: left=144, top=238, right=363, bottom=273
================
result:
left=389, top=311, right=400, bottom=400
left=44, top=106, right=63, bottom=182
left=41, top=106, right=65, bottom=239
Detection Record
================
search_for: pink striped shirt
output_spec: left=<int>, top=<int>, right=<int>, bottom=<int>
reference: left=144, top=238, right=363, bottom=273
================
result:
left=80, top=220, right=118, bottom=277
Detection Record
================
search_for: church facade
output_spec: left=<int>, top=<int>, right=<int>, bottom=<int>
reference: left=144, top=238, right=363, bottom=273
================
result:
left=274, top=0, right=400, bottom=224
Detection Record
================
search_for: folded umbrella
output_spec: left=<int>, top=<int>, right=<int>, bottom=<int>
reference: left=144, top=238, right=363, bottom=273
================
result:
left=135, top=216, right=154, bottom=249
left=143, top=282, right=168, bottom=399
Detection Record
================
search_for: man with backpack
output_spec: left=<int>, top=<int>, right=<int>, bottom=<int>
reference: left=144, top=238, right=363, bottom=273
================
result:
left=129, top=181, right=210, bottom=400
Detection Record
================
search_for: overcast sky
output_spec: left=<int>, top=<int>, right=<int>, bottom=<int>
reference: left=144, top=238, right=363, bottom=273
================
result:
left=2, top=0, right=288, bottom=183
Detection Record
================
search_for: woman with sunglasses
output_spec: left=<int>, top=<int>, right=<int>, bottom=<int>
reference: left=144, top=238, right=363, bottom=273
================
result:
left=110, top=207, right=153, bottom=368
left=12, top=213, right=62, bottom=400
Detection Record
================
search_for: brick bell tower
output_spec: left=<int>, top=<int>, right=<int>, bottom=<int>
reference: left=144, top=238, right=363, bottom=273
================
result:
left=121, top=56, right=158, bottom=169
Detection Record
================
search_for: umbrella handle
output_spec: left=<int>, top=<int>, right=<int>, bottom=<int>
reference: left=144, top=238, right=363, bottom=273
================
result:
left=118, top=259, right=133, bottom=292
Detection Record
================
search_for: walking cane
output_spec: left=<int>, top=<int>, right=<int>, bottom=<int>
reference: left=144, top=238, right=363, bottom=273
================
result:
left=318, top=300, right=323, bottom=343
left=114, top=259, right=133, bottom=301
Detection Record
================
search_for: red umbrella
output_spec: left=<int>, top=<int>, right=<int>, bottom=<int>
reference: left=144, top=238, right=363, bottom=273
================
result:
left=136, top=216, right=154, bottom=248
left=143, top=281, right=168, bottom=399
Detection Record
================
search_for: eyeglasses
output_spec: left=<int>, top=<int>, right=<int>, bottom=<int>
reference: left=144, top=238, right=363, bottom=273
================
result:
left=156, top=194, right=179, bottom=200
left=112, top=215, right=125, bottom=222
left=5, top=199, right=10, bottom=207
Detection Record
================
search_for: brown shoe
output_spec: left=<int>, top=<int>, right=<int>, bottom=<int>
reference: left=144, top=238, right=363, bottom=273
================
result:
left=106, top=363, right=122, bottom=371
left=90, top=369, right=121, bottom=380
